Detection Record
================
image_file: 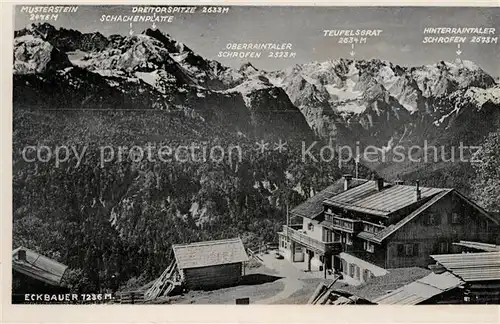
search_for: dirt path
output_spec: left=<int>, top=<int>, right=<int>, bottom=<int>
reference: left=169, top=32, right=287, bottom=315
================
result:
left=254, top=277, right=304, bottom=304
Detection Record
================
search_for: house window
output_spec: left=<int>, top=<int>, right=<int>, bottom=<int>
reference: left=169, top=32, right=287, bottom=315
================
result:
left=451, top=213, right=460, bottom=224
left=425, top=213, right=441, bottom=226
left=322, top=228, right=333, bottom=242
left=364, top=241, right=375, bottom=253
left=349, top=264, right=355, bottom=277
left=307, top=223, right=314, bottom=231
left=397, top=243, right=419, bottom=257
left=355, top=266, right=360, bottom=280
left=365, top=224, right=375, bottom=233
left=362, top=269, right=374, bottom=282
left=346, top=234, right=353, bottom=245
left=341, top=260, right=347, bottom=274
left=405, top=244, right=414, bottom=256
left=438, top=242, right=449, bottom=254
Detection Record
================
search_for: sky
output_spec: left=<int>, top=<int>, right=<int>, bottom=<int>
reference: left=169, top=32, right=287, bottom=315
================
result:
left=14, top=6, right=500, bottom=76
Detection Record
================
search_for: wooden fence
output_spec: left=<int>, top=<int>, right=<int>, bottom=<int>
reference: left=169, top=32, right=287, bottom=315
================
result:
left=116, top=291, right=145, bottom=304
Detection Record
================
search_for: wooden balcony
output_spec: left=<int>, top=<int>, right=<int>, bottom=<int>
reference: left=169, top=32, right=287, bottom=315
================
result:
left=282, top=225, right=342, bottom=255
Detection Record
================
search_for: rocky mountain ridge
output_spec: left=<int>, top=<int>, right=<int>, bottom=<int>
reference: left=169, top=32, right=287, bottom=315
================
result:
left=13, top=23, right=312, bottom=142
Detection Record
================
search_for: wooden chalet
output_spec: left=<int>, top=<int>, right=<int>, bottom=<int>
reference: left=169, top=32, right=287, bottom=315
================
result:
left=278, top=175, right=499, bottom=284
left=145, top=238, right=248, bottom=300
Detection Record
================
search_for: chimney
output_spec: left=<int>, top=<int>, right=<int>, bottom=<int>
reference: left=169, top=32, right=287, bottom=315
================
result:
left=377, top=178, right=384, bottom=191
left=415, top=180, right=422, bottom=201
left=343, top=174, right=353, bottom=191
left=18, top=249, right=26, bottom=262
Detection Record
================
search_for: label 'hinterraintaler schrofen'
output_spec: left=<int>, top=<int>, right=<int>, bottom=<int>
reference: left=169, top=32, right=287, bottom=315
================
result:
left=422, top=27, right=498, bottom=43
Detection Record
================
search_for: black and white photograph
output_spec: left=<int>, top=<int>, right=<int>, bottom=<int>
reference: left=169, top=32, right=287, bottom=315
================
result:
left=9, top=3, right=500, bottom=307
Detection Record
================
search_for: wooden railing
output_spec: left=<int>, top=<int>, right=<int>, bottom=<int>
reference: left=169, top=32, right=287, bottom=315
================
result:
left=282, top=225, right=341, bottom=255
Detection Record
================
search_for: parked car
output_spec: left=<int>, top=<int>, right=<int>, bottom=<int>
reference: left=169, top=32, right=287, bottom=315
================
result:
left=274, top=252, right=284, bottom=259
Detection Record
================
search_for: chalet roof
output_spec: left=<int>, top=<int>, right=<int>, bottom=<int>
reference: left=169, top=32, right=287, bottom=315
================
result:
left=324, top=181, right=446, bottom=217
left=366, top=190, right=452, bottom=243
left=172, top=238, right=249, bottom=270
left=373, top=272, right=464, bottom=305
left=290, top=178, right=367, bottom=220
left=452, top=241, right=500, bottom=252
left=430, top=252, right=500, bottom=282
left=12, top=247, right=68, bottom=286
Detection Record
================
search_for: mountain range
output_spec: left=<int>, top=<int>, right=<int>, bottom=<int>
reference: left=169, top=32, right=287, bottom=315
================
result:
left=14, top=23, right=500, bottom=144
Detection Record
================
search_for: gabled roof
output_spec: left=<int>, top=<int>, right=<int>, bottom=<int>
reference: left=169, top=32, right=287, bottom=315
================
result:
left=430, top=252, right=500, bottom=282
left=367, top=189, right=453, bottom=243
left=172, top=238, right=248, bottom=270
left=373, top=272, right=464, bottom=305
left=289, top=178, right=367, bottom=220
left=324, top=181, right=446, bottom=217
left=12, top=247, right=68, bottom=286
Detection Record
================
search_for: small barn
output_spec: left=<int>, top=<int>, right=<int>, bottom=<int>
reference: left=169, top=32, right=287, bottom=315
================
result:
left=144, top=237, right=249, bottom=300
left=173, top=237, right=249, bottom=290
left=12, top=246, right=69, bottom=302
left=12, top=246, right=68, bottom=287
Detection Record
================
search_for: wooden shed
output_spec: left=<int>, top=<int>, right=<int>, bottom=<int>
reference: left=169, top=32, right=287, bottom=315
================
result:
left=172, top=237, right=249, bottom=290
left=12, top=246, right=68, bottom=286
left=12, top=246, right=69, bottom=302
